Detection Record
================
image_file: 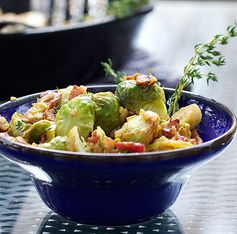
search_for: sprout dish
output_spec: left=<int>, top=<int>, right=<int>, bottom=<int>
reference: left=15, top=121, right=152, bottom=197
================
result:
left=0, top=73, right=203, bottom=153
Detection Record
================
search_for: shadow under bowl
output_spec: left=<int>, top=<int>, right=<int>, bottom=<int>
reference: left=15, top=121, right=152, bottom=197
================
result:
left=0, top=85, right=236, bottom=226
left=37, top=209, right=184, bottom=233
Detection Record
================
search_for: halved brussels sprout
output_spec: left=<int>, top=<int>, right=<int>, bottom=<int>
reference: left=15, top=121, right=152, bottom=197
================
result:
left=171, top=104, right=202, bottom=130
left=39, top=136, right=67, bottom=151
left=115, top=109, right=160, bottom=145
left=115, top=79, right=169, bottom=119
left=55, top=95, right=95, bottom=138
left=23, top=120, right=53, bottom=144
left=93, top=92, right=120, bottom=134
left=8, top=112, right=31, bottom=137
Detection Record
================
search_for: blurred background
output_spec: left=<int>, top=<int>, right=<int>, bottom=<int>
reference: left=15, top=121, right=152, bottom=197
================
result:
left=0, top=0, right=155, bottom=99
left=0, top=0, right=236, bottom=101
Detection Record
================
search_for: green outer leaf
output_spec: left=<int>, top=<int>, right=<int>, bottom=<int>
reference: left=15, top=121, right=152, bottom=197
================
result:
left=56, top=95, right=95, bottom=138
left=93, top=92, right=121, bottom=134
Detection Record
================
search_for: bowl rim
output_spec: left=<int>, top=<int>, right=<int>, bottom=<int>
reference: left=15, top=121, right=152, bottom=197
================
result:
left=0, top=85, right=236, bottom=162
left=0, top=4, right=153, bottom=37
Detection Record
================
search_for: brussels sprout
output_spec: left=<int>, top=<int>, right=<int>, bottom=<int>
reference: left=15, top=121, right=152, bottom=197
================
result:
left=56, top=96, right=95, bottom=138
left=23, top=120, right=53, bottom=144
left=8, top=112, right=31, bottom=137
left=66, top=126, right=86, bottom=152
left=93, top=92, right=120, bottom=134
left=39, top=136, right=67, bottom=151
left=115, top=109, right=159, bottom=145
left=115, top=79, right=169, bottom=119
left=171, top=104, right=202, bottom=130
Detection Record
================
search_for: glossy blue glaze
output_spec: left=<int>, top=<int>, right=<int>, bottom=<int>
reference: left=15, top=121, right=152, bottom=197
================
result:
left=0, top=86, right=236, bottom=225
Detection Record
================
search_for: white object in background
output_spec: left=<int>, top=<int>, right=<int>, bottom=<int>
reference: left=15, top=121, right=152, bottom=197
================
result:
left=69, top=0, right=85, bottom=22
left=31, top=0, right=50, bottom=16
left=51, top=0, right=67, bottom=25
left=88, top=0, right=108, bottom=19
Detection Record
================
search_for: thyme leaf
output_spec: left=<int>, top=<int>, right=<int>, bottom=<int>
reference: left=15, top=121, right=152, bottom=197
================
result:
left=101, top=59, right=126, bottom=84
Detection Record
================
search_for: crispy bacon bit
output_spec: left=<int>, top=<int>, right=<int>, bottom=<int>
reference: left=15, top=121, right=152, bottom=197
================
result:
left=43, top=109, right=56, bottom=121
left=40, top=134, right=47, bottom=144
left=39, top=91, right=61, bottom=109
left=88, top=130, right=99, bottom=144
left=162, top=119, right=180, bottom=139
left=124, top=73, right=157, bottom=87
left=136, top=74, right=157, bottom=86
left=69, top=85, right=87, bottom=100
left=124, top=74, right=137, bottom=81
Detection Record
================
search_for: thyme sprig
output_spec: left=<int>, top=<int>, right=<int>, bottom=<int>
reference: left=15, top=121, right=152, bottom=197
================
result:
left=101, top=59, right=126, bottom=84
left=167, top=24, right=237, bottom=115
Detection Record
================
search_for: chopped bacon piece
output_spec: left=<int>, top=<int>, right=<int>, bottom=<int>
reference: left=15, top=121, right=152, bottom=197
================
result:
left=124, top=73, right=157, bottom=87
left=88, top=130, right=99, bottom=144
left=162, top=119, right=180, bottom=139
left=136, top=74, right=157, bottom=86
left=40, top=134, right=47, bottom=144
left=124, top=74, right=137, bottom=81
left=69, top=85, right=87, bottom=100
left=39, top=91, right=61, bottom=109
left=43, top=109, right=56, bottom=121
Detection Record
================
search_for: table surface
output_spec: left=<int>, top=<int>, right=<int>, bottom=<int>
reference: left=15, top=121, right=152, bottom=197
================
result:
left=1, top=1, right=237, bottom=234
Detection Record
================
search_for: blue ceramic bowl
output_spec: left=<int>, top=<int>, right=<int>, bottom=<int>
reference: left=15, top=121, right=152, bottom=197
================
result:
left=0, top=85, right=236, bottom=226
